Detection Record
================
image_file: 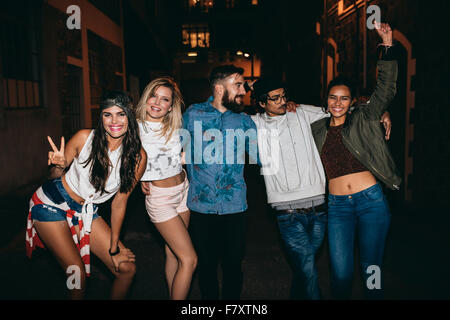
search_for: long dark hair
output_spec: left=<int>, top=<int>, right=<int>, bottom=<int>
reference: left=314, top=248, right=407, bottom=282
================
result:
left=324, top=76, right=356, bottom=129
left=83, top=91, right=142, bottom=195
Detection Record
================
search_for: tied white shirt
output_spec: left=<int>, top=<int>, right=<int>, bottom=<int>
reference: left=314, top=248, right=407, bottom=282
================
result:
left=64, top=130, right=122, bottom=232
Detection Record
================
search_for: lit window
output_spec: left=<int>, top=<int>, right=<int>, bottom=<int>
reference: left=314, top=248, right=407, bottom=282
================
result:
left=252, top=0, right=258, bottom=5
left=189, top=0, right=214, bottom=13
left=182, top=24, right=210, bottom=48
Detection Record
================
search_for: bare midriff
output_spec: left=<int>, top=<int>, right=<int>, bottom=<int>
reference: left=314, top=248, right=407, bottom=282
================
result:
left=62, top=175, right=86, bottom=205
left=150, top=170, right=186, bottom=188
left=328, top=171, right=377, bottom=195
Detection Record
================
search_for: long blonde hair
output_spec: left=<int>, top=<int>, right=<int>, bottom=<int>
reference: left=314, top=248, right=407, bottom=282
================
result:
left=135, top=77, right=184, bottom=143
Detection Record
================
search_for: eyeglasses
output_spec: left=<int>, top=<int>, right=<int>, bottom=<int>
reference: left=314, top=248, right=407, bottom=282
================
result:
left=267, top=94, right=288, bottom=104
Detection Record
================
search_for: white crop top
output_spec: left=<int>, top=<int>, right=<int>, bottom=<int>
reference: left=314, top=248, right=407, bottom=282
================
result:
left=64, top=130, right=122, bottom=204
left=139, top=121, right=182, bottom=181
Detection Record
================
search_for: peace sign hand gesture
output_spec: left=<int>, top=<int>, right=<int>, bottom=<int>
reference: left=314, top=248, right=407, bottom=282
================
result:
left=48, top=136, right=67, bottom=170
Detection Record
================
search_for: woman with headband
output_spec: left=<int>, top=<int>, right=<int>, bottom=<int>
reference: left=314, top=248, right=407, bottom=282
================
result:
left=26, top=91, right=146, bottom=299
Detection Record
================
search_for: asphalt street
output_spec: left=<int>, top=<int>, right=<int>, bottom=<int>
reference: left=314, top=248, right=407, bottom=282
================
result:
left=1, top=165, right=449, bottom=300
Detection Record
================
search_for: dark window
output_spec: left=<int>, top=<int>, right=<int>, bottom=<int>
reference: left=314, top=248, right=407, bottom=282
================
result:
left=226, top=0, right=235, bottom=9
left=88, top=31, right=124, bottom=106
left=0, top=0, right=42, bottom=109
left=63, top=65, right=83, bottom=139
left=89, top=0, right=121, bottom=25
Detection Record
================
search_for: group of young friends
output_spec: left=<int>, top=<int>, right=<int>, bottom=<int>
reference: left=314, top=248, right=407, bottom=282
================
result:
left=25, top=23, right=400, bottom=300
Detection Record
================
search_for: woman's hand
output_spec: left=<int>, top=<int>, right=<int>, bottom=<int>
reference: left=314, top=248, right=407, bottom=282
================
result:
left=380, top=111, right=392, bottom=140
left=110, top=247, right=136, bottom=273
left=141, top=181, right=151, bottom=195
left=286, top=101, right=299, bottom=113
left=374, top=21, right=392, bottom=47
left=246, top=80, right=256, bottom=91
left=47, top=136, right=67, bottom=170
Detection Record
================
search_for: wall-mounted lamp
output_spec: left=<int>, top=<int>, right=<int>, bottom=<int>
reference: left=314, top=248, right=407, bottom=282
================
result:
left=187, top=52, right=198, bottom=57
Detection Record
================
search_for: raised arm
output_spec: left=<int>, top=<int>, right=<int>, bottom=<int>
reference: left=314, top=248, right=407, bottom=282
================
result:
left=47, top=129, right=90, bottom=179
left=363, top=22, right=398, bottom=120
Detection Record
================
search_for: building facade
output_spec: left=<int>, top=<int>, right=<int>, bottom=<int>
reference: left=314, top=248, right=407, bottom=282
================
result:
left=0, top=0, right=167, bottom=195
left=172, top=0, right=263, bottom=107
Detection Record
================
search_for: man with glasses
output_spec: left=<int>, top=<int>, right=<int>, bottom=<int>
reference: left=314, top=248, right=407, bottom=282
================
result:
left=250, top=78, right=330, bottom=299
left=250, top=78, right=392, bottom=300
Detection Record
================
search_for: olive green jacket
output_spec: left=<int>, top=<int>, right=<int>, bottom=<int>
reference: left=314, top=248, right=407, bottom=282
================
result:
left=311, top=60, right=401, bottom=190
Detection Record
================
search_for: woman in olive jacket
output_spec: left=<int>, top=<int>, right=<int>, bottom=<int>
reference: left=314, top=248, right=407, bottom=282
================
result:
left=311, top=22, right=400, bottom=299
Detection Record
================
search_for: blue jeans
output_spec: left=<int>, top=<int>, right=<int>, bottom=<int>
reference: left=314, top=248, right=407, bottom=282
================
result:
left=327, top=183, right=391, bottom=300
left=276, top=207, right=327, bottom=300
left=31, top=178, right=99, bottom=225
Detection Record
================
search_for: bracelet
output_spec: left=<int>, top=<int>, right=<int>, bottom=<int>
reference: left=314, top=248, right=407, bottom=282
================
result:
left=109, top=247, right=120, bottom=256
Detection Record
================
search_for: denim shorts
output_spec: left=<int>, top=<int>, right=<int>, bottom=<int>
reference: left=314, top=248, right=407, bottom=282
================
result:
left=30, top=178, right=99, bottom=226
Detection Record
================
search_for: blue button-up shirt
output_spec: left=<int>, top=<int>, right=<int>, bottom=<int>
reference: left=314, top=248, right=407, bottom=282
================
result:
left=181, top=96, right=259, bottom=214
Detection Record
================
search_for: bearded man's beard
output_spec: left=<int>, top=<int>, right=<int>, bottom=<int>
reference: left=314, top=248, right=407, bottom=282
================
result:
left=222, top=89, right=245, bottom=113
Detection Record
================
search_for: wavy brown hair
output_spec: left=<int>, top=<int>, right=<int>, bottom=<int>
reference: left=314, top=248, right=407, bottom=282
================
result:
left=83, top=91, right=142, bottom=195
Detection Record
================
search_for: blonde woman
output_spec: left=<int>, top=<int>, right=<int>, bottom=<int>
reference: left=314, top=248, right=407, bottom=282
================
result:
left=135, top=77, right=197, bottom=300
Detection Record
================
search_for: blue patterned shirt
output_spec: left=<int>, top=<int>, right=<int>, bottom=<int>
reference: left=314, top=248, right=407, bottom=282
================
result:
left=181, top=96, right=259, bottom=214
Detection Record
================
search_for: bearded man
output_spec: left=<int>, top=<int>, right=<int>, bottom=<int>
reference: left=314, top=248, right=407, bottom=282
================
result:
left=181, top=65, right=258, bottom=300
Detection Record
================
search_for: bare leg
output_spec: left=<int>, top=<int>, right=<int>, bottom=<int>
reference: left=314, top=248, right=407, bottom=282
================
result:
left=89, top=217, right=136, bottom=300
left=154, top=210, right=197, bottom=300
left=164, top=244, right=178, bottom=297
left=33, top=220, right=86, bottom=300
left=164, top=210, right=192, bottom=296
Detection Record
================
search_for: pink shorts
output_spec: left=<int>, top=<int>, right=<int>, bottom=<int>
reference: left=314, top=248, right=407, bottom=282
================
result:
left=145, top=173, right=190, bottom=223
